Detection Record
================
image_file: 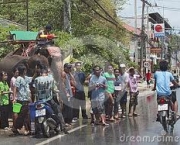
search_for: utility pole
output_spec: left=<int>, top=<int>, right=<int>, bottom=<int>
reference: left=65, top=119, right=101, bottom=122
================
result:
left=140, top=0, right=145, bottom=77
left=63, top=0, right=72, bottom=35
left=134, top=0, right=138, bottom=64
left=146, top=5, right=149, bottom=73
left=162, top=6, right=165, bottom=60
left=140, top=0, right=151, bottom=76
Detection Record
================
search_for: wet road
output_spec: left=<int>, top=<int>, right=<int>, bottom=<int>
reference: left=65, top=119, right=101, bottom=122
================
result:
left=1, top=89, right=180, bottom=145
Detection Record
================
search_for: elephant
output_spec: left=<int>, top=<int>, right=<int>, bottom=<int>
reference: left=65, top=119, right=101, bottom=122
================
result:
left=0, top=42, right=66, bottom=101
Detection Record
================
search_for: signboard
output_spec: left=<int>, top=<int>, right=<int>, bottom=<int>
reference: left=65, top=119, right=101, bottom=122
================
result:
left=154, top=23, right=165, bottom=37
left=150, top=47, right=161, bottom=53
left=144, top=62, right=150, bottom=68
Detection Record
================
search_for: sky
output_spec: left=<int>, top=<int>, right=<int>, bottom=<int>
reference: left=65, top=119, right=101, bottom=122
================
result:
left=119, top=0, right=180, bottom=32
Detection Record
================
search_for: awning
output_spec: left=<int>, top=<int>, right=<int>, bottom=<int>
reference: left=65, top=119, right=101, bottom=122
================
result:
left=9, top=31, right=38, bottom=41
left=149, top=12, right=172, bottom=29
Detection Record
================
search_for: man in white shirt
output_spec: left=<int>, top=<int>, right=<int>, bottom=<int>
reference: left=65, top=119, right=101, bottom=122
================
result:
left=119, top=64, right=129, bottom=118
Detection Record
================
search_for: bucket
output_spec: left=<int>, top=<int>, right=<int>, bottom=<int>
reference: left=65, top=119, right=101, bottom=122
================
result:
left=13, top=103, right=22, bottom=113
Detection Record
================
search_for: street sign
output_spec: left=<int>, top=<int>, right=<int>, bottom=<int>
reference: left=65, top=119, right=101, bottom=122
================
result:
left=154, top=23, right=165, bottom=37
left=144, top=62, right=149, bottom=68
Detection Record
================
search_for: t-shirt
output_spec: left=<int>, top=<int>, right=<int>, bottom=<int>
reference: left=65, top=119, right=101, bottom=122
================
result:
left=15, top=76, right=32, bottom=101
left=74, top=71, right=85, bottom=92
left=89, top=75, right=107, bottom=101
left=10, top=77, right=16, bottom=100
left=103, top=72, right=115, bottom=93
left=128, top=75, right=138, bottom=93
left=146, top=72, right=151, bottom=80
left=34, top=75, right=54, bottom=102
left=0, top=81, right=9, bottom=105
left=118, top=72, right=129, bottom=91
left=154, top=71, right=174, bottom=96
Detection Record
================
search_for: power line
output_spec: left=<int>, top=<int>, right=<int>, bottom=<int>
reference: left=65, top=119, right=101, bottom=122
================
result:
left=93, top=0, right=118, bottom=25
left=80, top=0, right=119, bottom=28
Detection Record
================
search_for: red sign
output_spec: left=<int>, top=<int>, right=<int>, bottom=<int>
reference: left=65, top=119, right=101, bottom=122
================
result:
left=155, top=25, right=163, bottom=32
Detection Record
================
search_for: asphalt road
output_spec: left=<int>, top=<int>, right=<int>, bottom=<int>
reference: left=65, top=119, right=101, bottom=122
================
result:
left=1, top=89, right=180, bottom=145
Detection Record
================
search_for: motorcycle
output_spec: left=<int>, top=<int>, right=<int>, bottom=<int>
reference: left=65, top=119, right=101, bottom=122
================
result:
left=29, top=100, right=61, bottom=138
left=157, top=86, right=178, bottom=133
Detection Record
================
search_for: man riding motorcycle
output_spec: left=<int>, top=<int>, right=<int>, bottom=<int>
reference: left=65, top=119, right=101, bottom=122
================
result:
left=34, top=66, right=68, bottom=134
left=153, top=60, right=179, bottom=120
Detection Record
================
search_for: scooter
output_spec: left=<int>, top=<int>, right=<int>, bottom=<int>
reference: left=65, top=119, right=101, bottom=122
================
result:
left=157, top=86, right=179, bottom=133
left=29, top=100, right=61, bottom=138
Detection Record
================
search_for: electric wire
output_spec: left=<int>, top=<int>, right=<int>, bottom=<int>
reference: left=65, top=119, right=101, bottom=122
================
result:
left=80, top=0, right=128, bottom=32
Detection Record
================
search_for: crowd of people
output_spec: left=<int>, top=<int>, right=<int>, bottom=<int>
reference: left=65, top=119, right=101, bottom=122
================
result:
left=88, top=64, right=140, bottom=126
left=1, top=57, right=179, bottom=138
left=0, top=61, right=142, bottom=136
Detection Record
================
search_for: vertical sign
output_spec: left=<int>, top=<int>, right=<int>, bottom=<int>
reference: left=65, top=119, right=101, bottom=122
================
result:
left=154, top=23, right=165, bottom=37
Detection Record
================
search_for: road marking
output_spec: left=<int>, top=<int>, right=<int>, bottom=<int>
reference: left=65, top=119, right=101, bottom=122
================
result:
left=35, top=125, right=87, bottom=145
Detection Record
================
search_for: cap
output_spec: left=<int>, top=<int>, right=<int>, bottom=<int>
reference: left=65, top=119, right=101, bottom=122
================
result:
left=64, top=63, right=72, bottom=68
left=120, top=64, right=126, bottom=68
left=45, top=24, right=52, bottom=30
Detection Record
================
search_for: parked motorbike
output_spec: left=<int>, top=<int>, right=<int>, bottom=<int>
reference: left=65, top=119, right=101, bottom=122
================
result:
left=29, top=100, right=61, bottom=138
left=157, top=86, right=179, bottom=133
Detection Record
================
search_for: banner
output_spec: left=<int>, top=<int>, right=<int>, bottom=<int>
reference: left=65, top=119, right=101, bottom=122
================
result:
left=154, top=23, right=165, bottom=37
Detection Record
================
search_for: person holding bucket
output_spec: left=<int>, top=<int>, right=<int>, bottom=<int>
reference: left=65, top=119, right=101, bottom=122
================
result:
left=10, top=67, right=19, bottom=130
left=12, top=65, right=32, bottom=135
left=0, top=71, right=12, bottom=130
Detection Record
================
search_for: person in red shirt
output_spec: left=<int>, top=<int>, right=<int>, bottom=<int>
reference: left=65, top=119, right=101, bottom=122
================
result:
left=146, top=70, right=151, bottom=88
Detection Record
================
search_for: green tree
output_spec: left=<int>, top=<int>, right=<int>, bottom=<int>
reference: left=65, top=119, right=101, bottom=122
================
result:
left=0, top=0, right=135, bottom=70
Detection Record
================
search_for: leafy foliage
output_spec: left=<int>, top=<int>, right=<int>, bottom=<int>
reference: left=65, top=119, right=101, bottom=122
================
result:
left=0, top=25, right=19, bottom=58
left=0, top=0, right=135, bottom=72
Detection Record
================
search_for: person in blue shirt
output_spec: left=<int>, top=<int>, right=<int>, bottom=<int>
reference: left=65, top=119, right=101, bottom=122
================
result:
left=73, top=62, right=88, bottom=120
left=89, top=65, right=109, bottom=126
left=153, top=60, right=179, bottom=115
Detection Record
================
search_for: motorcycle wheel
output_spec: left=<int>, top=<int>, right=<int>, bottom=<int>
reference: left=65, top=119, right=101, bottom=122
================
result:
left=162, top=116, right=168, bottom=133
left=55, top=124, right=61, bottom=135
left=42, top=122, right=51, bottom=138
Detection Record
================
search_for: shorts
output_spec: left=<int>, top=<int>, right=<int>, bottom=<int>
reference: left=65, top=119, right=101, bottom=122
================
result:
left=120, top=91, right=127, bottom=104
left=129, top=92, right=139, bottom=106
left=91, top=100, right=105, bottom=114
left=147, top=80, right=150, bottom=85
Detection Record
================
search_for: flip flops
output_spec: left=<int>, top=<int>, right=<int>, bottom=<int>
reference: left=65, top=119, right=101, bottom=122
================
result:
left=133, top=113, right=140, bottom=117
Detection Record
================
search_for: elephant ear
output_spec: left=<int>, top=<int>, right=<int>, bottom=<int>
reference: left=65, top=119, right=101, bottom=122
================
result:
left=0, top=55, right=28, bottom=84
left=46, top=46, right=61, bottom=57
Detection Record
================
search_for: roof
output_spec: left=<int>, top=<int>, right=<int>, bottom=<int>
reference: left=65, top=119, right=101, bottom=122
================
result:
left=9, top=31, right=38, bottom=41
left=149, top=12, right=172, bottom=29
left=122, top=23, right=141, bottom=36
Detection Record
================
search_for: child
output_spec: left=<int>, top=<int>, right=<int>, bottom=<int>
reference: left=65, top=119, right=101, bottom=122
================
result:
left=128, top=67, right=139, bottom=117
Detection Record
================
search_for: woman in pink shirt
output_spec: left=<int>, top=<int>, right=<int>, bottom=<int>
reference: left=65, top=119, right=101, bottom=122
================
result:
left=128, top=67, right=139, bottom=117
